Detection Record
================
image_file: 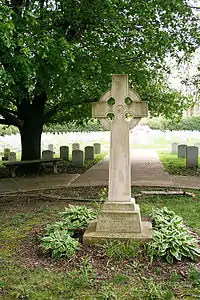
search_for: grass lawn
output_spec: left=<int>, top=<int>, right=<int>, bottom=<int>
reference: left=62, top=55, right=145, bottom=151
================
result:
left=158, top=151, right=200, bottom=176
left=0, top=187, right=200, bottom=299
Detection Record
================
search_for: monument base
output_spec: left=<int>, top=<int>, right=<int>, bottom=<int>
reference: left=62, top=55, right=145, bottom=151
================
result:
left=83, top=199, right=152, bottom=244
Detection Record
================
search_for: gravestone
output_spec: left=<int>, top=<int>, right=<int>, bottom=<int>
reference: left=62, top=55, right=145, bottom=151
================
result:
left=93, top=143, right=101, bottom=154
left=186, top=146, right=198, bottom=168
left=4, top=148, right=10, bottom=160
left=171, top=142, right=178, bottom=154
left=85, top=146, right=94, bottom=160
left=42, top=150, right=53, bottom=160
left=72, top=143, right=80, bottom=151
left=10, top=152, right=16, bottom=161
left=178, top=144, right=187, bottom=158
left=60, top=146, right=69, bottom=160
left=48, top=144, right=54, bottom=152
left=72, top=150, right=84, bottom=167
left=84, top=74, right=152, bottom=244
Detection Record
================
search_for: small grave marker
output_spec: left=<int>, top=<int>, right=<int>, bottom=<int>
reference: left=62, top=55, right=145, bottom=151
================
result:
left=178, top=144, right=187, bottom=158
left=60, top=146, right=69, bottom=161
left=186, top=146, right=198, bottom=168
left=93, top=143, right=101, bottom=154
left=72, top=150, right=84, bottom=167
left=85, top=146, right=94, bottom=160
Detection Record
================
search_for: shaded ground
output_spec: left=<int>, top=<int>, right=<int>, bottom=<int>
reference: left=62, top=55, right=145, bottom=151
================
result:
left=0, top=187, right=200, bottom=300
left=1, top=187, right=200, bottom=299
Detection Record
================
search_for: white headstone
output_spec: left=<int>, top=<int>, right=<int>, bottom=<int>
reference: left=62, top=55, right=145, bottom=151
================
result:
left=84, top=74, right=151, bottom=243
left=9, top=152, right=16, bottom=161
left=93, top=143, right=101, bottom=154
left=42, top=150, right=53, bottom=160
left=186, top=146, right=198, bottom=168
left=72, top=143, right=80, bottom=151
left=178, top=144, right=187, bottom=158
left=48, top=144, right=54, bottom=152
left=171, top=142, right=178, bottom=154
left=72, top=150, right=84, bottom=167
left=85, top=146, right=94, bottom=160
left=60, top=146, right=69, bottom=160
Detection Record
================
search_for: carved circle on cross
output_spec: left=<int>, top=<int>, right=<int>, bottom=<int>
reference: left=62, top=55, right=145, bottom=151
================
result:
left=99, top=89, right=141, bottom=130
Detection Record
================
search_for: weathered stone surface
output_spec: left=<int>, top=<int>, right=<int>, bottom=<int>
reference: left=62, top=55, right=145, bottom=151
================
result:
left=171, top=142, right=178, bottom=154
left=72, top=150, right=84, bottom=167
left=93, top=143, right=101, bottom=154
left=186, top=146, right=198, bottom=168
left=85, top=146, right=94, bottom=160
left=72, top=143, right=80, bottom=151
left=48, top=144, right=54, bottom=152
left=178, top=144, right=187, bottom=158
left=83, top=220, right=152, bottom=244
left=83, top=74, right=151, bottom=243
left=60, top=146, right=69, bottom=160
left=9, top=152, right=16, bottom=161
left=42, top=150, right=54, bottom=160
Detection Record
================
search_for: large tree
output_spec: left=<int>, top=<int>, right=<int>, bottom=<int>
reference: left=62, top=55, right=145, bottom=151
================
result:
left=0, top=0, right=199, bottom=160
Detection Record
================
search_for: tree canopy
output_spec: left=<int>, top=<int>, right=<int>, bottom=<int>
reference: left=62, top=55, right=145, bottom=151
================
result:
left=0, top=0, right=199, bottom=159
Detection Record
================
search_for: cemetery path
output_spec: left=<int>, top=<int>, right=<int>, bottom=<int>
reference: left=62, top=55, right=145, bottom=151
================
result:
left=1, top=149, right=200, bottom=192
left=70, top=149, right=174, bottom=187
left=0, top=174, right=80, bottom=193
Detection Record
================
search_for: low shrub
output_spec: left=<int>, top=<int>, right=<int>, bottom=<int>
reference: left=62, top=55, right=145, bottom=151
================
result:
left=40, top=205, right=97, bottom=259
left=59, top=204, right=97, bottom=230
left=147, top=207, right=200, bottom=264
left=40, top=230, right=80, bottom=259
left=147, top=116, right=200, bottom=131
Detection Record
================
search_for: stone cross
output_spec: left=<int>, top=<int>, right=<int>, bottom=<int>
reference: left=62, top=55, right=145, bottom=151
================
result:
left=92, top=74, right=148, bottom=203
left=83, top=74, right=151, bottom=244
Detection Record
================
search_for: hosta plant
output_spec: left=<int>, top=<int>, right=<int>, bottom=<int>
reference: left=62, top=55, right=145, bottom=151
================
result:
left=40, top=229, right=80, bottom=259
left=59, top=205, right=97, bottom=229
left=40, top=205, right=97, bottom=259
left=147, top=207, right=200, bottom=264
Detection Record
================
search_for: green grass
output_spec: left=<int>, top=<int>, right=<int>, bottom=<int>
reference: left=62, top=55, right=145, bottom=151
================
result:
left=137, top=192, right=200, bottom=235
left=158, top=151, right=200, bottom=175
left=0, top=189, right=200, bottom=299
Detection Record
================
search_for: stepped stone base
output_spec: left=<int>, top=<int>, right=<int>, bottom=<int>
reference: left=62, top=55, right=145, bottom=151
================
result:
left=83, top=199, right=152, bottom=244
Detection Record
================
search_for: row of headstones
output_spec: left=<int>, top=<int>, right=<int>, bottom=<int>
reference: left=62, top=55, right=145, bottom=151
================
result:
left=2, top=144, right=101, bottom=169
left=1, top=149, right=16, bottom=161
left=171, top=142, right=199, bottom=168
left=47, top=142, right=101, bottom=154
left=42, top=143, right=101, bottom=167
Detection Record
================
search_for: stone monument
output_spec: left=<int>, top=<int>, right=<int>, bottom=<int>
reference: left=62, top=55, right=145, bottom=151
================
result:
left=83, top=74, right=152, bottom=244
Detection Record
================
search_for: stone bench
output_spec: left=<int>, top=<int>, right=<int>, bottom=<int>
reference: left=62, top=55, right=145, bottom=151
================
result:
left=3, top=158, right=63, bottom=178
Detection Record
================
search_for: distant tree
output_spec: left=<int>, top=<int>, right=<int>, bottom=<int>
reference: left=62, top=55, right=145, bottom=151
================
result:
left=0, top=0, right=199, bottom=160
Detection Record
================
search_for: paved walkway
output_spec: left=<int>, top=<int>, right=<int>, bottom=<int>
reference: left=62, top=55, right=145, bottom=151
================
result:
left=0, top=149, right=200, bottom=192
left=71, top=150, right=174, bottom=187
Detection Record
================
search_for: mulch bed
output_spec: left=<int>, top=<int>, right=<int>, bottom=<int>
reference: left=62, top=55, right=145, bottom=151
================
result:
left=16, top=225, right=200, bottom=284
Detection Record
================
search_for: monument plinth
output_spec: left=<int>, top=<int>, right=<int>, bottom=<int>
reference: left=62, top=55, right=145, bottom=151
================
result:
left=83, top=74, right=152, bottom=244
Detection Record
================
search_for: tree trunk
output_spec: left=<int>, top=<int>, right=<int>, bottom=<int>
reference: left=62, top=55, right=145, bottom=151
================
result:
left=19, top=121, right=43, bottom=174
left=20, top=123, right=43, bottom=161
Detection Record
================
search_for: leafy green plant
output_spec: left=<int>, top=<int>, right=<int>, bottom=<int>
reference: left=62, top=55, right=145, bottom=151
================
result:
left=40, top=205, right=97, bottom=259
left=40, top=229, right=80, bottom=259
left=79, top=257, right=95, bottom=283
left=44, top=221, right=66, bottom=234
left=147, top=207, right=200, bottom=264
left=144, top=279, right=165, bottom=300
left=188, top=265, right=200, bottom=287
left=103, top=240, right=141, bottom=261
left=59, top=205, right=97, bottom=230
left=61, top=205, right=97, bottom=228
